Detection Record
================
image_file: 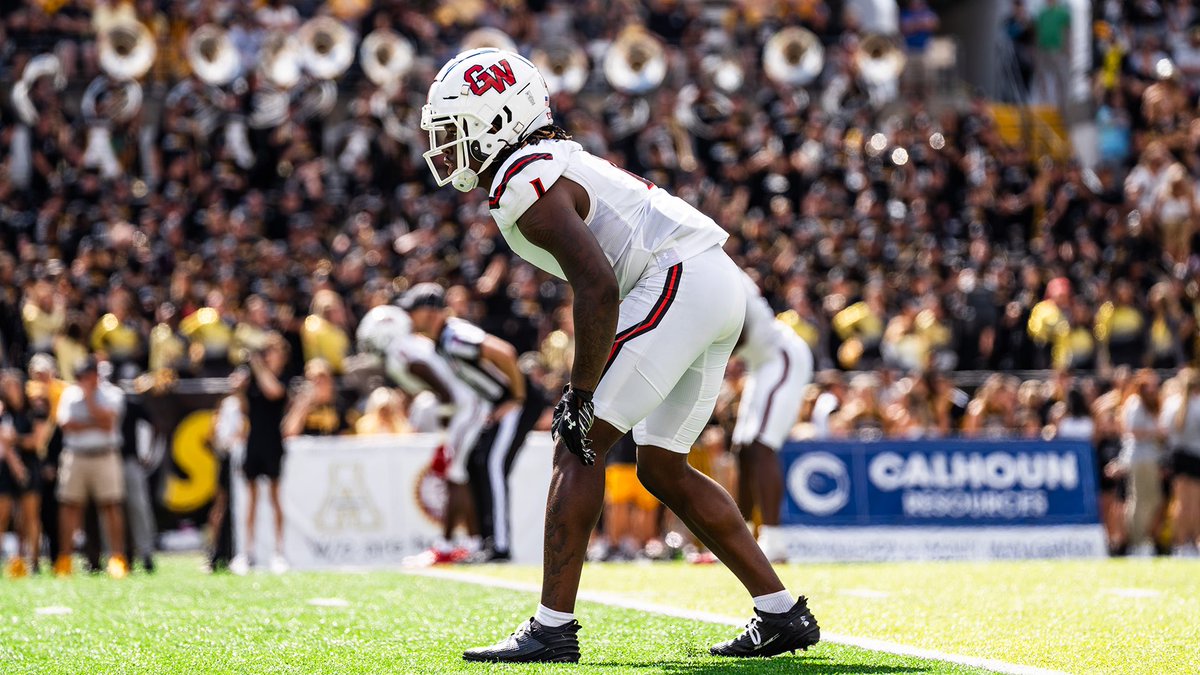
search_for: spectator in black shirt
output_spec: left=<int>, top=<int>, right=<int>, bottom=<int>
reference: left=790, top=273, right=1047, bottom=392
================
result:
left=0, top=369, right=40, bottom=577
left=231, top=333, right=289, bottom=576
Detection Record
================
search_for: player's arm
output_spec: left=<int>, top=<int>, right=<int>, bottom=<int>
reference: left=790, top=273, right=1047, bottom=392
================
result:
left=516, top=179, right=614, bottom=465
left=479, top=334, right=526, bottom=403
left=516, top=180, right=618, bottom=394
left=408, top=361, right=454, bottom=404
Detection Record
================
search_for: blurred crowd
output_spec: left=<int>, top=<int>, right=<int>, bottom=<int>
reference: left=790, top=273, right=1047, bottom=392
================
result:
left=3, top=1, right=1200, bottom=385
left=2, top=0, right=1200, bottom=569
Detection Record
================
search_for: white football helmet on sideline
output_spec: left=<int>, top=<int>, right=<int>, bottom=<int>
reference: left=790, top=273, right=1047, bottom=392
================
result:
left=356, top=304, right=412, bottom=355
left=421, top=48, right=552, bottom=192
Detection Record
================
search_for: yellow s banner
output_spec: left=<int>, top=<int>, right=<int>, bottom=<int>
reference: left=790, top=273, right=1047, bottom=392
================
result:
left=163, top=409, right=217, bottom=512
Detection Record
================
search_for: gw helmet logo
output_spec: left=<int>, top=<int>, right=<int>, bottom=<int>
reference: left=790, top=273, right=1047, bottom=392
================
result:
left=464, top=60, right=517, bottom=95
left=787, top=452, right=851, bottom=516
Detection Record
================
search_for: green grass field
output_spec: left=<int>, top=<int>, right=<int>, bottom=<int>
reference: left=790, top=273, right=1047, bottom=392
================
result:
left=0, top=556, right=1195, bottom=674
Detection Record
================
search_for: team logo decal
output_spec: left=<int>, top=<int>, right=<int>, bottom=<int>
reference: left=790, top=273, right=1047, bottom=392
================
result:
left=464, top=60, right=516, bottom=95
left=315, top=463, right=383, bottom=532
left=414, top=446, right=450, bottom=525
left=787, top=452, right=851, bottom=516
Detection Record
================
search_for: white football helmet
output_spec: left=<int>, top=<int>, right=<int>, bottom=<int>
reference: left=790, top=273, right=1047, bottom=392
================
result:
left=356, top=305, right=412, bottom=355
left=421, top=48, right=553, bottom=192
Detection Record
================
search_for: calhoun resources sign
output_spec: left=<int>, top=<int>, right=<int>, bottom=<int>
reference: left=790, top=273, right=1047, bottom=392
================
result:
left=777, top=440, right=1106, bottom=561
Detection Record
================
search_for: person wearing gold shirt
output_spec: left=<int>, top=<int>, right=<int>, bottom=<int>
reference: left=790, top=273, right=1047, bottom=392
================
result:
left=148, top=302, right=187, bottom=374
left=301, top=290, right=351, bottom=374
left=90, top=289, right=144, bottom=379
left=1146, top=283, right=1186, bottom=368
left=354, top=387, right=411, bottom=435
left=27, top=354, right=66, bottom=429
left=180, top=291, right=236, bottom=377
left=1027, top=277, right=1072, bottom=370
left=830, top=285, right=886, bottom=369
left=282, top=359, right=352, bottom=437
left=21, top=279, right=65, bottom=355
left=1095, top=280, right=1147, bottom=368
left=232, top=295, right=275, bottom=366
left=54, top=317, right=90, bottom=384
left=1065, top=299, right=1097, bottom=370
left=882, top=301, right=952, bottom=372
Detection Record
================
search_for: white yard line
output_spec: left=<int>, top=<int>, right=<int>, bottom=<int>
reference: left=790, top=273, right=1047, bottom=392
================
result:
left=406, top=568, right=1069, bottom=675
left=306, top=597, right=352, bottom=607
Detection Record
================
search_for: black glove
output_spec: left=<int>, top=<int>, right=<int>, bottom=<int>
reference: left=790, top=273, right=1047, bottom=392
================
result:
left=552, top=384, right=596, bottom=465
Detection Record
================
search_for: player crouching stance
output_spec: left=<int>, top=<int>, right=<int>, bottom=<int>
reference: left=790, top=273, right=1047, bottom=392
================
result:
left=733, top=272, right=814, bottom=562
left=421, top=49, right=819, bottom=662
left=355, top=305, right=488, bottom=558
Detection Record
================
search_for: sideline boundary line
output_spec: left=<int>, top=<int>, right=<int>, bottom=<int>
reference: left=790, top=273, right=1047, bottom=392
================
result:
left=407, top=568, right=1067, bottom=675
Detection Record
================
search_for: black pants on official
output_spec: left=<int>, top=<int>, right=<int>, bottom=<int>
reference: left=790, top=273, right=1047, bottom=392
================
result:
left=209, top=455, right=234, bottom=569
left=467, top=390, right=545, bottom=557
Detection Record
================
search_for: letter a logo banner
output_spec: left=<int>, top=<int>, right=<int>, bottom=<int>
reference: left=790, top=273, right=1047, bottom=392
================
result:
left=465, top=60, right=517, bottom=95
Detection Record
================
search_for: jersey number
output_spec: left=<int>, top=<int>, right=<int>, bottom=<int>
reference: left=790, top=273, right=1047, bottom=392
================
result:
left=608, top=161, right=655, bottom=190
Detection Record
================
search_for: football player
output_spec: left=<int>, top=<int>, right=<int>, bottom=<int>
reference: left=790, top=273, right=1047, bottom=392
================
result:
left=732, top=272, right=814, bottom=562
left=355, top=305, right=489, bottom=559
left=422, top=49, right=820, bottom=662
left=401, top=283, right=548, bottom=562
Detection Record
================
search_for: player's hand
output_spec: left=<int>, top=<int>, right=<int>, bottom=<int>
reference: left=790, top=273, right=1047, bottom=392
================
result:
left=552, top=385, right=596, bottom=466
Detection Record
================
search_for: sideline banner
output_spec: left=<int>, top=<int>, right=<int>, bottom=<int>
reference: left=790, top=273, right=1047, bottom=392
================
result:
left=777, top=439, right=1107, bottom=561
left=233, top=432, right=555, bottom=569
left=139, top=388, right=225, bottom=528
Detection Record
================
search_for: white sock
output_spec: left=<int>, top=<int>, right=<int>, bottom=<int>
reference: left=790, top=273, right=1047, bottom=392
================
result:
left=456, top=535, right=482, bottom=553
left=752, top=590, right=795, bottom=614
left=534, top=604, right=575, bottom=628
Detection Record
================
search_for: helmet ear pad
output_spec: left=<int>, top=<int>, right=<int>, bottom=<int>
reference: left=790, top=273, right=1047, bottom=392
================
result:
left=468, top=112, right=510, bottom=164
left=468, top=140, right=487, bottom=163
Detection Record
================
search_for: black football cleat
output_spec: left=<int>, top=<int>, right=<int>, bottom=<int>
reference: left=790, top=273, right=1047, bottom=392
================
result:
left=463, top=618, right=582, bottom=663
left=710, top=597, right=820, bottom=658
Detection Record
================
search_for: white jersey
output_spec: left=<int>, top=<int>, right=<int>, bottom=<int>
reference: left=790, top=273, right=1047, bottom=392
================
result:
left=383, top=334, right=454, bottom=397
left=735, top=272, right=790, bottom=370
left=488, top=139, right=729, bottom=298
left=383, top=333, right=488, bottom=462
left=731, top=272, right=813, bottom=449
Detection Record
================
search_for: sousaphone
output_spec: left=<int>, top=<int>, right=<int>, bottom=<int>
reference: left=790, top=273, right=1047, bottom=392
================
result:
left=83, top=16, right=155, bottom=177
left=603, top=27, right=667, bottom=95
left=532, top=41, right=590, bottom=95
left=763, top=26, right=824, bottom=87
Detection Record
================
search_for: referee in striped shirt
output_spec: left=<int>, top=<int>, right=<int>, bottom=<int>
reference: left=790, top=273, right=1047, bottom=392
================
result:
left=402, top=284, right=547, bottom=561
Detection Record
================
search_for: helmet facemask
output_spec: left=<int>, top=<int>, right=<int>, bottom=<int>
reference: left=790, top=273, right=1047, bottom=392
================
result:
left=421, top=106, right=496, bottom=192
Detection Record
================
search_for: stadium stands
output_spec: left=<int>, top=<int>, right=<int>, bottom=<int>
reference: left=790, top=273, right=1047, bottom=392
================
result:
left=2, top=0, right=1200, bottom=562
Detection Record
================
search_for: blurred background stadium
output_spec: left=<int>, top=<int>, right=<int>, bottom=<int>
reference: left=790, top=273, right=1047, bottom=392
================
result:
left=1, top=0, right=1199, bottom=670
